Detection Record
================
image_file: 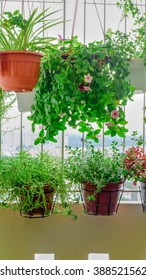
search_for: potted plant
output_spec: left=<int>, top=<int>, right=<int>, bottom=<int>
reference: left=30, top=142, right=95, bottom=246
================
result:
left=0, top=8, right=63, bottom=93
left=124, top=131, right=146, bottom=211
left=28, top=35, right=135, bottom=145
left=64, top=141, right=125, bottom=216
left=117, top=0, right=146, bottom=91
left=0, top=151, right=76, bottom=219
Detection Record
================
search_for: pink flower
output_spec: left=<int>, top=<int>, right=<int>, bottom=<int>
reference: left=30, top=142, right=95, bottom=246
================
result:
left=84, top=73, right=93, bottom=83
left=110, top=110, right=120, bottom=119
left=105, top=122, right=114, bottom=127
left=58, top=34, right=63, bottom=40
left=83, top=86, right=92, bottom=92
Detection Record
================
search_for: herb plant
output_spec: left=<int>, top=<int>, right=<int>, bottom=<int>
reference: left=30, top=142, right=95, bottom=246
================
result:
left=64, top=141, right=125, bottom=192
left=0, top=151, right=77, bottom=218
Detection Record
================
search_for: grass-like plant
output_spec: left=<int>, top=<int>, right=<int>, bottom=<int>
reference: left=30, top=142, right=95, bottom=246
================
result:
left=0, top=151, right=77, bottom=218
left=0, top=8, right=63, bottom=52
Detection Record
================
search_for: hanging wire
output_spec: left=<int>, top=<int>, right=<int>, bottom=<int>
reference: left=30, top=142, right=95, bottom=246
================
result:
left=1, top=0, right=7, bottom=15
left=117, top=9, right=127, bottom=31
left=71, top=0, right=79, bottom=38
left=93, top=0, right=104, bottom=36
left=22, top=0, right=25, bottom=15
left=27, top=0, right=34, bottom=15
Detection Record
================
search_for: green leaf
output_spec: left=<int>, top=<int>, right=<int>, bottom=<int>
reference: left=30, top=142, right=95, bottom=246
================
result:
left=98, top=123, right=103, bottom=129
left=39, top=129, right=45, bottom=138
left=118, top=120, right=128, bottom=125
left=51, top=96, right=58, bottom=105
left=104, top=130, right=112, bottom=135
left=117, top=131, right=126, bottom=137
left=48, top=136, right=57, bottom=142
left=93, top=129, right=101, bottom=135
left=111, top=131, right=116, bottom=136
left=86, top=132, right=94, bottom=139
left=34, top=137, right=42, bottom=145
left=31, top=122, right=35, bottom=133
left=78, top=122, right=87, bottom=127
left=46, top=115, right=51, bottom=125
left=78, top=127, right=86, bottom=133
left=93, top=137, right=99, bottom=143
left=89, top=66, right=94, bottom=72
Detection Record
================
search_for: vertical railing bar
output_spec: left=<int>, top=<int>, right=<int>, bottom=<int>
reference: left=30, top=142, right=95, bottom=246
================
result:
left=144, top=0, right=146, bottom=153
left=143, top=92, right=145, bottom=153
left=0, top=103, right=2, bottom=159
left=103, top=0, right=106, bottom=42
left=83, top=0, right=86, bottom=45
left=101, top=0, right=106, bottom=154
left=63, top=0, right=66, bottom=39
left=81, top=0, right=87, bottom=156
left=19, top=0, right=24, bottom=153
left=0, top=2, right=2, bottom=158
left=40, top=0, right=46, bottom=154
left=122, top=13, right=127, bottom=152
left=20, top=112, right=23, bottom=152
left=61, top=0, right=66, bottom=161
left=21, top=0, right=24, bottom=14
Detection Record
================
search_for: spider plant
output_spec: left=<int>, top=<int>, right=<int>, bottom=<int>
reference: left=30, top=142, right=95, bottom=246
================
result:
left=0, top=8, right=63, bottom=53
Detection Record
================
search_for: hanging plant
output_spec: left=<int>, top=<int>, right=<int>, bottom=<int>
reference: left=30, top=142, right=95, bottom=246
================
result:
left=0, top=151, right=78, bottom=219
left=28, top=35, right=135, bottom=144
left=117, top=0, right=146, bottom=91
left=0, top=8, right=63, bottom=92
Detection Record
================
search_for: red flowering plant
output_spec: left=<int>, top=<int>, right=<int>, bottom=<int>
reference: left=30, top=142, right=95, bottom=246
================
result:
left=124, top=131, right=146, bottom=184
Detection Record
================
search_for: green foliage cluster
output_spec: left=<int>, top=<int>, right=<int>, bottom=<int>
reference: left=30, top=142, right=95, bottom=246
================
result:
left=0, top=151, right=76, bottom=218
left=29, top=34, right=135, bottom=144
left=0, top=8, right=62, bottom=52
left=117, top=0, right=146, bottom=60
left=64, top=141, right=125, bottom=192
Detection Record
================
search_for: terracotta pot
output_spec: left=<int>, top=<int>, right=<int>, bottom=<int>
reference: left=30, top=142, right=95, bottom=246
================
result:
left=82, top=181, right=124, bottom=216
left=20, top=185, right=54, bottom=218
left=0, top=51, right=43, bottom=92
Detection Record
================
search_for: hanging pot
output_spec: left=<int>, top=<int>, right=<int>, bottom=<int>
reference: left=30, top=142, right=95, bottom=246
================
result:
left=82, top=181, right=124, bottom=216
left=0, top=51, right=42, bottom=92
left=139, top=182, right=146, bottom=212
left=15, top=89, right=35, bottom=112
left=128, top=58, right=146, bottom=92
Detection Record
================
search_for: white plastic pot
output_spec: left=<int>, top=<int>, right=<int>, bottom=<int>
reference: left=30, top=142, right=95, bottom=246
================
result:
left=15, top=89, right=35, bottom=112
left=128, top=58, right=146, bottom=92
